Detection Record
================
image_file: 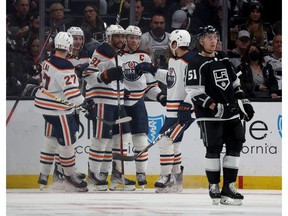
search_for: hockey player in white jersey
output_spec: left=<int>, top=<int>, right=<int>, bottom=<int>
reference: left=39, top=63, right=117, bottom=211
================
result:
left=83, top=24, right=136, bottom=191
left=34, top=32, right=88, bottom=192
left=122, top=25, right=166, bottom=189
left=135, top=30, right=196, bottom=193
left=52, top=26, right=90, bottom=186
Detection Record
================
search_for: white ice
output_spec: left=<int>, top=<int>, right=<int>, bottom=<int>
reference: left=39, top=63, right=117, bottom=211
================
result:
left=6, top=189, right=281, bottom=216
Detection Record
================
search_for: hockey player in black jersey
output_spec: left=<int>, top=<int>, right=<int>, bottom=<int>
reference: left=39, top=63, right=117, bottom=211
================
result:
left=185, top=25, right=254, bottom=205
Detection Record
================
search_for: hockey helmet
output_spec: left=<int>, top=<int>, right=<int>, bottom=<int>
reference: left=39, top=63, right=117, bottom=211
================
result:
left=169, top=29, right=190, bottom=56
left=54, top=31, right=73, bottom=54
left=106, top=24, right=125, bottom=36
left=125, top=25, right=142, bottom=37
left=67, top=26, right=85, bottom=51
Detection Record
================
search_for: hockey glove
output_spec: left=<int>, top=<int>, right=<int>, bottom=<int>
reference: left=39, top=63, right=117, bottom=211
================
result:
left=75, top=62, right=89, bottom=78
left=238, top=99, right=254, bottom=122
left=135, top=62, right=158, bottom=76
left=156, top=92, right=167, bottom=106
left=99, top=66, right=123, bottom=84
left=80, top=100, right=96, bottom=120
left=28, top=64, right=41, bottom=76
left=177, top=102, right=192, bottom=126
left=213, top=103, right=238, bottom=118
left=124, top=88, right=131, bottom=100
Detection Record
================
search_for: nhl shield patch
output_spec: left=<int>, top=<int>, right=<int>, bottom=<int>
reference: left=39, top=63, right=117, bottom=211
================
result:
left=148, top=115, right=165, bottom=144
left=213, top=68, right=230, bottom=90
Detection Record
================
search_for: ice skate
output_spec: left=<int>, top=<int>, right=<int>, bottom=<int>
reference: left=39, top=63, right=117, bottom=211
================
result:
left=169, top=166, right=184, bottom=193
left=154, top=174, right=173, bottom=193
left=209, top=183, right=221, bottom=205
left=109, top=162, right=136, bottom=191
left=64, top=173, right=88, bottom=192
left=88, top=170, right=108, bottom=191
left=220, top=182, right=244, bottom=206
left=38, top=173, right=49, bottom=190
left=136, top=173, right=147, bottom=190
left=53, top=163, right=64, bottom=183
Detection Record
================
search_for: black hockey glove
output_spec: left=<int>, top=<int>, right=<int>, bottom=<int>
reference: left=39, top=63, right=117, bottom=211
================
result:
left=75, top=62, right=89, bottom=78
left=28, top=64, right=41, bottom=76
left=238, top=99, right=255, bottom=122
left=177, top=102, right=192, bottom=126
left=99, top=66, right=123, bottom=84
left=213, top=103, right=238, bottom=118
left=80, top=100, right=96, bottom=120
left=124, top=88, right=131, bottom=100
left=135, top=62, right=158, bottom=76
left=156, top=92, right=167, bottom=106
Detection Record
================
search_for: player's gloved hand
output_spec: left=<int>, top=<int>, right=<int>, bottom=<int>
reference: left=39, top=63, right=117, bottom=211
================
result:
left=80, top=100, right=96, bottom=120
left=124, top=88, right=131, bottom=100
left=135, top=62, right=158, bottom=76
left=177, top=102, right=192, bottom=126
left=99, top=66, right=123, bottom=84
left=212, top=103, right=238, bottom=118
left=28, top=64, right=41, bottom=76
left=75, top=62, right=89, bottom=78
left=238, top=99, right=254, bottom=122
left=156, top=92, right=167, bottom=106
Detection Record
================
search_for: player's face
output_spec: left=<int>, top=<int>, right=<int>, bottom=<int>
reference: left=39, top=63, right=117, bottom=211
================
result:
left=126, top=35, right=141, bottom=51
left=111, top=34, right=125, bottom=50
left=201, top=33, right=219, bottom=53
left=73, top=35, right=83, bottom=52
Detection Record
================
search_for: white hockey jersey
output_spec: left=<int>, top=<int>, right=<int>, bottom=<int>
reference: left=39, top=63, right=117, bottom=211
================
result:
left=34, top=55, right=84, bottom=115
left=155, top=51, right=196, bottom=118
left=83, top=43, right=125, bottom=106
left=122, top=49, right=161, bottom=106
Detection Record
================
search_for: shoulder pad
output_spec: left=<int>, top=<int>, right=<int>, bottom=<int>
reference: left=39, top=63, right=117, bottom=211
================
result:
left=97, top=43, right=116, bottom=58
left=49, top=56, right=74, bottom=70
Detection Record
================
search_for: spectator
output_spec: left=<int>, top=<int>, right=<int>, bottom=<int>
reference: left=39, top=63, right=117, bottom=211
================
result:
left=170, top=10, right=190, bottom=31
left=120, top=0, right=151, bottom=33
left=239, top=1, right=274, bottom=49
left=81, top=4, right=106, bottom=43
left=22, top=12, right=40, bottom=49
left=140, top=12, right=170, bottom=69
left=237, top=42, right=279, bottom=99
left=264, top=34, right=282, bottom=96
left=227, top=30, right=251, bottom=69
left=82, top=27, right=101, bottom=58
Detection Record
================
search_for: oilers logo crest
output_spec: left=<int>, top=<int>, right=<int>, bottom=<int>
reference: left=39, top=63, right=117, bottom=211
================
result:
left=148, top=115, right=165, bottom=144
left=166, top=67, right=176, bottom=88
left=213, top=68, right=230, bottom=90
left=123, top=61, right=141, bottom=81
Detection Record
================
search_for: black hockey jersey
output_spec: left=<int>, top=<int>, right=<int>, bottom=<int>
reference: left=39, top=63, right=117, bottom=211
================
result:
left=185, top=51, right=241, bottom=120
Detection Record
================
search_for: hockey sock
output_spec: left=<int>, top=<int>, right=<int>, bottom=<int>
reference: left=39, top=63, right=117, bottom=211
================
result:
left=40, top=136, right=58, bottom=175
left=205, top=157, right=221, bottom=184
left=133, top=133, right=148, bottom=173
left=112, top=133, right=129, bottom=171
left=89, top=137, right=110, bottom=173
left=54, top=147, right=63, bottom=173
left=159, top=136, right=174, bottom=175
left=59, top=145, right=76, bottom=176
left=223, top=154, right=240, bottom=183
left=100, top=139, right=112, bottom=173
left=172, top=142, right=182, bottom=174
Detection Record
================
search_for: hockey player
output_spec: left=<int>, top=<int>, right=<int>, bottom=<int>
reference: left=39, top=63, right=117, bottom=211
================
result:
left=184, top=25, right=254, bottom=205
left=34, top=31, right=88, bottom=192
left=83, top=24, right=136, bottom=191
left=122, top=25, right=166, bottom=189
left=135, top=29, right=196, bottom=193
left=52, top=26, right=90, bottom=185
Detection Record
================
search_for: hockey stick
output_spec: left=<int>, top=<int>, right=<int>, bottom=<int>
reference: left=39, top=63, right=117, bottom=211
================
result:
left=6, top=17, right=74, bottom=126
left=41, top=89, right=131, bottom=126
left=113, top=122, right=179, bottom=161
left=116, top=0, right=125, bottom=25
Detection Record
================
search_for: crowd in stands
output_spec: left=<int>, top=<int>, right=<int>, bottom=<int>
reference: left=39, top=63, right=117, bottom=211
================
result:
left=6, top=0, right=282, bottom=100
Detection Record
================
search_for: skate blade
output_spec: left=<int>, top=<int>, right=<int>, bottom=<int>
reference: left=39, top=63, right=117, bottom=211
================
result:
left=212, top=198, right=220, bottom=205
left=155, top=187, right=171, bottom=193
left=220, top=196, right=242, bottom=206
left=39, top=184, right=46, bottom=191
left=109, top=183, right=136, bottom=191
left=168, top=185, right=183, bottom=193
left=64, top=182, right=89, bottom=192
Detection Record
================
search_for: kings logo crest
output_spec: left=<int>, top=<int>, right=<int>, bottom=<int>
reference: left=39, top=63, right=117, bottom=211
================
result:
left=213, top=68, right=230, bottom=90
left=148, top=115, right=165, bottom=144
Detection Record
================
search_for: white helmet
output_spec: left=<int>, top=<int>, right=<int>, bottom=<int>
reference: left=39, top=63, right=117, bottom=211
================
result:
left=169, top=30, right=191, bottom=56
left=54, top=31, right=73, bottom=54
left=106, top=24, right=125, bottom=36
left=67, top=26, right=85, bottom=51
left=125, top=25, right=142, bottom=37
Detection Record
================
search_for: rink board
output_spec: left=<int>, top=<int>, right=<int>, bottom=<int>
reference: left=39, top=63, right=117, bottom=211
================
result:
left=6, top=100, right=282, bottom=189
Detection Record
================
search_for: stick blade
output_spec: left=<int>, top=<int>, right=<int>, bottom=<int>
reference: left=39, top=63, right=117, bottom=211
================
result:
left=112, top=153, right=135, bottom=161
left=115, top=116, right=132, bottom=124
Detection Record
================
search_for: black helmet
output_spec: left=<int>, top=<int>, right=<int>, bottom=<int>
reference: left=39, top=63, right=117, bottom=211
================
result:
left=197, top=25, right=219, bottom=39
left=249, top=1, right=263, bottom=13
